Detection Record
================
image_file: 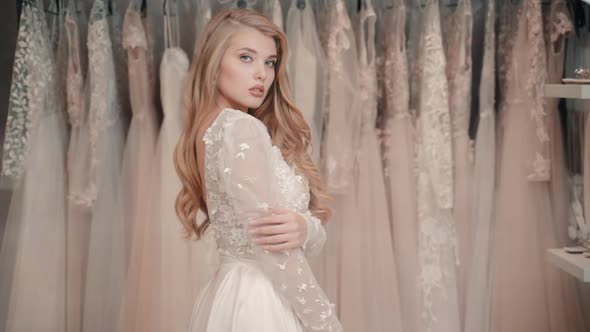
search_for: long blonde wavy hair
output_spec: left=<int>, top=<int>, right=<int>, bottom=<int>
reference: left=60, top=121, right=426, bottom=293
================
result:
left=174, top=8, right=333, bottom=240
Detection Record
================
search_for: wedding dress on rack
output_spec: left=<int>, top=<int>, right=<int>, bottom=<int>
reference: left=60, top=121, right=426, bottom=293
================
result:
left=440, top=0, right=473, bottom=322
left=346, top=1, right=404, bottom=331
left=381, top=2, right=418, bottom=331
left=64, top=1, right=92, bottom=331
left=0, top=0, right=68, bottom=330
left=117, top=1, right=160, bottom=330
left=156, top=4, right=219, bottom=330
left=286, top=0, right=327, bottom=164
left=308, top=0, right=360, bottom=322
left=492, top=1, right=578, bottom=330
left=82, top=0, right=128, bottom=330
left=463, top=1, right=495, bottom=332
left=414, top=1, right=461, bottom=331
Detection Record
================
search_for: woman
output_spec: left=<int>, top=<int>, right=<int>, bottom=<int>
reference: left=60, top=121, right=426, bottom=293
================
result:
left=174, top=8, right=343, bottom=332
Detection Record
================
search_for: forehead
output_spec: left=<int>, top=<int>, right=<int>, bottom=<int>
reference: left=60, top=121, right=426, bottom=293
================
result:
left=227, top=27, right=277, bottom=56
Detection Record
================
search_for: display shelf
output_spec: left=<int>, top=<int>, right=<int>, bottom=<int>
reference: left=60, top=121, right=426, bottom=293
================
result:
left=547, top=248, right=590, bottom=282
left=544, top=84, right=590, bottom=99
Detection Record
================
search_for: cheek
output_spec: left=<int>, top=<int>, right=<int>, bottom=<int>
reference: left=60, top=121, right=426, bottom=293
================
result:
left=266, top=69, right=276, bottom=90
left=218, top=62, right=245, bottom=94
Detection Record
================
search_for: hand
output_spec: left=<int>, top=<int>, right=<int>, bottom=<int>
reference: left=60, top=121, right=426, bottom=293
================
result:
left=249, top=208, right=308, bottom=251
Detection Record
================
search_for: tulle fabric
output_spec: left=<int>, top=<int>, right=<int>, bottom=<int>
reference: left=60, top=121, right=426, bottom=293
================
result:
left=64, top=3, right=92, bottom=331
left=116, top=3, right=160, bottom=331
left=463, top=2, right=495, bottom=332
left=82, top=1, right=128, bottom=330
left=153, top=12, right=219, bottom=331
left=492, top=1, right=580, bottom=331
left=381, top=4, right=419, bottom=332
left=440, top=1, right=474, bottom=320
left=286, top=0, right=327, bottom=164
left=0, top=1, right=68, bottom=330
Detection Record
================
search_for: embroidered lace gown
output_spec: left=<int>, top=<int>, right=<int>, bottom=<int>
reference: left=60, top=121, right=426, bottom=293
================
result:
left=64, top=3, right=92, bottom=331
left=0, top=0, right=68, bottom=330
left=381, top=3, right=419, bottom=332
left=440, top=1, right=473, bottom=321
left=342, top=1, right=404, bottom=331
left=492, top=1, right=577, bottom=331
left=82, top=1, right=128, bottom=330
left=463, top=1, right=495, bottom=332
left=152, top=7, right=219, bottom=331
left=188, top=109, right=342, bottom=332
left=414, top=1, right=461, bottom=331
left=286, top=0, right=327, bottom=164
left=117, top=3, right=160, bottom=331
left=309, top=0, right=361, bottom=323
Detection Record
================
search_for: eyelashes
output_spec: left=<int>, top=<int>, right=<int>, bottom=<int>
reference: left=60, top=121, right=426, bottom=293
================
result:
left=239, top=54, right=277, bottom=68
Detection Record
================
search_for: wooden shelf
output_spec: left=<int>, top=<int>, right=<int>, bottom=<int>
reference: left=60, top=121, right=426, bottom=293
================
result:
left=544, top=84, right=590, bottom=99
left=547, top=248, right=590, bottom=282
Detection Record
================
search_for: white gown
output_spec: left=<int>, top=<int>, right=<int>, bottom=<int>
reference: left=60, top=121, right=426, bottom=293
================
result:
left=286, top=0, right=327, bottom=164
left=64, top=3, right=92, bottom=331
left=82, top=1, right=128, bottom=330
left=463, top=1, right=495, bottom=332
left=188, top=109, right=342, bottom=332
left=270, top=0, right=283, bottom=31
left=414, top=1, right=461, bottom=332
left=0, top=0, right=68, bottom=330
left=153, top=7, right=219, bottom=331
left=117, top=3, right=160, bottom=331
left=381, top=3, right=419, bottom=332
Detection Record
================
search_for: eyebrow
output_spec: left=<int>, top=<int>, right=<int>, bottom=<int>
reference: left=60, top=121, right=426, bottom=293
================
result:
left=237, top=47, right=277, bottom=58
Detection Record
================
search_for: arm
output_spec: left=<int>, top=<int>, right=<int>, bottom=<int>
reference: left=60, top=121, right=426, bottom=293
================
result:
left=250, top=208, right=327, bottom=256
left=220, top=114, right=342, bottom=332
left=300, top=211, right=327, bottom=256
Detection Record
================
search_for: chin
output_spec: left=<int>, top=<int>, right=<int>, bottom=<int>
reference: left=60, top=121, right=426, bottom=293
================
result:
left=244, top=97, right=265, bottom=109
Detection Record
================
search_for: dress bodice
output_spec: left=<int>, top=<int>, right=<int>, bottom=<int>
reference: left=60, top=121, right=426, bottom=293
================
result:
left=203, top=109, right=312, bottom=258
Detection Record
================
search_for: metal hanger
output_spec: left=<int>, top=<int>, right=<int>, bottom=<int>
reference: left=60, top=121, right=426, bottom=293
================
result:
left=237, top=0, right=248, bottom=8
left=297, top=0, right=306, bottom=10
left=140, top=0, right=147, bottom=17
left=45, top=0, right=60, bottom=15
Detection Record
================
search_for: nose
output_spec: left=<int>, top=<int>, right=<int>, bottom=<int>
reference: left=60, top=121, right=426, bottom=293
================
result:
left=254, top=60, right=267, bottom=82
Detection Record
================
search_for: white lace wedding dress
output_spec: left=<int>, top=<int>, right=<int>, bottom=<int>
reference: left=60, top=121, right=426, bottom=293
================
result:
left=464, top=1, right=495, bottom=331
left=0, top=0, right=68, bottom=330
left=188, top=108, right=342, bottom=332
left=414, top=1, right=461, bottom=331
left=82, top=1, right=128, bottom=330
left=286, top=0, right=327, bottom=164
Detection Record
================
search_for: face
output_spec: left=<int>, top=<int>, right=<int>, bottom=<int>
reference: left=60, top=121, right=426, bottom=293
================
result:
left=215, top=27, right=278, bottom=112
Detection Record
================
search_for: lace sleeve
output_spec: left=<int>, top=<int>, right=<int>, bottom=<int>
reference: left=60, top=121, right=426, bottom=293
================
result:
left=301, top=211, right=327, bottom=257
left=219, top=115, right=343, bottom=332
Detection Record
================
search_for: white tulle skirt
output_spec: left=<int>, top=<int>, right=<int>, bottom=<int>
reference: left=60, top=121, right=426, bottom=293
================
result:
left=189, top=255, right=305, bottom=332
left=0, top=111, right=68, bottom=331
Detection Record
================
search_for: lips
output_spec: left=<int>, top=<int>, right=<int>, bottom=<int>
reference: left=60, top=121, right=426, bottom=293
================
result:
left=249, top=84, right=265, bottom=98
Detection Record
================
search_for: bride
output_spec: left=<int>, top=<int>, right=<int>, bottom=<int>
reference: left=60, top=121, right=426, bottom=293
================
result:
left=174, top=8, right=343, bottom=332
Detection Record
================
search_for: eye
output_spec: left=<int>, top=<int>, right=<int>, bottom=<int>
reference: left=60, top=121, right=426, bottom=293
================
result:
left=265, top=60, right=277, bottom=68
left=240, top=54, right=253, bottom=63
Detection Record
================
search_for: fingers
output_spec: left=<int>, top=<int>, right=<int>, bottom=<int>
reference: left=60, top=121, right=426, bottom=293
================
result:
left=250, top=223, right=297, bottom=236
left=250, top=214, right=289, bottom=226
left=263, top=241, right=299, bottom=252
left=253, top=233, right=291, bottom=245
